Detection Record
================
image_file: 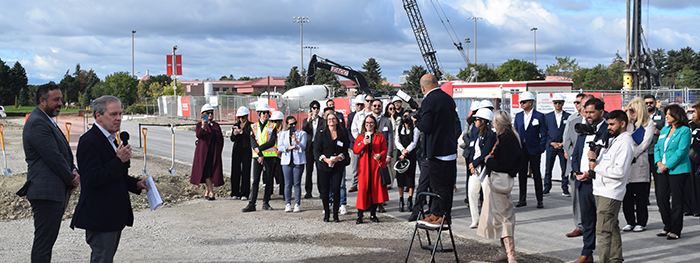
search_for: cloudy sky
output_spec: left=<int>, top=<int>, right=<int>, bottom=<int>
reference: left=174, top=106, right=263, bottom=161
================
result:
left=1, top=0, right=698, bottom=85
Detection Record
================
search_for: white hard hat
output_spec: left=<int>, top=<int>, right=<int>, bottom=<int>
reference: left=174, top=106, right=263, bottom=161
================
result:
left=478, top=100, right=494, bottom=109
left=201, top=104, right=215, bottom=113
left=256, top=101, right=272, bottom=112
left=519, top=92, right=535, bottom=103
left=474, top=108, right=493, bottom=121
left=552, top=93, right=566, bottom=102
left=354, top=94, right=365, bottom=104
left=392, top=96, right=402, bottom=103
left=394, top=159, right=410, bottom=173
left=270, top=111, right=284, bottom=121
left=236, top=106, right=250, bottom=117
left=470, top=101, right=480, bottom=111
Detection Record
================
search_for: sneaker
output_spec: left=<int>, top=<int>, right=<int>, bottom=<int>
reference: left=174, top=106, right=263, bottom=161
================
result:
left=293, top=204, right=300, bottom=212
left=562, top=192, right=572, bottom=197
left=241, top=196, right=248, bottom=201
left=622, top=224, right=633, bottom=231
left=633, top=225, right=646, bottom=232
left=417, top=214, right=436, bottom=225
left=231, top=196, right=239, bottom=200
left=262, top=203, right=273, bottom=210
left=339, top=205, right=347, bottom=215
left=284, top=203, right=292, bottom=212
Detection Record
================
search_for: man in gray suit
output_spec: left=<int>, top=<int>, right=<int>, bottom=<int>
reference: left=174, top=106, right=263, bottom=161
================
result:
left=562, top=93, right=592, bottom=238
left=21, top=83, right=80, bottom=262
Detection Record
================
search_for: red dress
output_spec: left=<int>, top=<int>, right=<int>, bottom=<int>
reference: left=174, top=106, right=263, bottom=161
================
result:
left=353, top=133, right=389, bottom=210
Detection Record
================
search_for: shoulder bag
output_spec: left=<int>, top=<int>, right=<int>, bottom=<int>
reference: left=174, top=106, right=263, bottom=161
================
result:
left=486, top=140, right=514, bottom=194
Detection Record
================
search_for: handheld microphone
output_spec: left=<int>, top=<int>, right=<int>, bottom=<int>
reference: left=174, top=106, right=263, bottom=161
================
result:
left=120, top=131, right=130, bottom=146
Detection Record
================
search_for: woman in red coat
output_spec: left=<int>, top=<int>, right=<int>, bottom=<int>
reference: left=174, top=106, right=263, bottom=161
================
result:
left=190, top=105, right=224, bottom=200
left=353, top=115, right=389, bottom=224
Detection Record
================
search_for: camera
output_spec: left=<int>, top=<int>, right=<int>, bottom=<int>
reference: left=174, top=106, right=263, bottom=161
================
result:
left=588, top=141, right=604, bottom=151
left=574, top=122, right=595, bottom=136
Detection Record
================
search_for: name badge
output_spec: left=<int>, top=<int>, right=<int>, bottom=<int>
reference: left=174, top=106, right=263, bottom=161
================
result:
left=563, top=120, right=567, bottom=124
left=532, top=119, right=539, bottom=126
left=659, top=134, right=667, bottom=139
left=337, top=141, right=344, bottom=147
left=267, top=128, right=273, bottom=132
left=382, top=127, right=389, bottom=132
left=602, top=154, right=611, bottom=161
left=694, top=130, right=698, bottom=135
left=654, top=116, right=661, bottom=120
left=469, top=141, right=475, bottom=147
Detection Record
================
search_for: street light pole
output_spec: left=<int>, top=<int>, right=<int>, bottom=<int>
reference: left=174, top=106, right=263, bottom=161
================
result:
left=530, top=28, right=538, bottom=66
left=464, top=38, right=470, bottom=64
left=132, top=30, right=136, bottom=77
left=293, top=17, right=309, bottom=74
left=467, top=17, right=483, bottom=65
left=304, top=46, right=318, bottom=68
left=172, top=45, right=178, bottom=95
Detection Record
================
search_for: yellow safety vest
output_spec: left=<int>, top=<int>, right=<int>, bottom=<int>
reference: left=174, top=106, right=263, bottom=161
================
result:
left=252, top=121, right=278, bottom=157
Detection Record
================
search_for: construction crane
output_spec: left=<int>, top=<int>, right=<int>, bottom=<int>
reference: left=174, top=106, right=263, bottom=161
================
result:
left=623, top=0, right=660, bottom=90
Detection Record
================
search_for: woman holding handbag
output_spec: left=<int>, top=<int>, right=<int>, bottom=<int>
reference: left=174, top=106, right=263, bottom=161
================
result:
left=353, top=115, right=389, bottom=224
left=480, top=110, right=522, bottom=263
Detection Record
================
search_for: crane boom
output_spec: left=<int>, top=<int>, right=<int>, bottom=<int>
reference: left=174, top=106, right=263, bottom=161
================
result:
left=402, top=0, right=442, bottom=80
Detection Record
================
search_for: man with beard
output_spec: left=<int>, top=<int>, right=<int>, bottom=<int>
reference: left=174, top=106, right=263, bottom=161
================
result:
left=644, top=95, right=665, bottom=206
left=563, top=94, right=592, bottom=238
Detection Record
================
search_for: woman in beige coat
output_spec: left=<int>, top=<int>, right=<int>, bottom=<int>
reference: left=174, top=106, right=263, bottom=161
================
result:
left=622, top=98, right=655, bottom=232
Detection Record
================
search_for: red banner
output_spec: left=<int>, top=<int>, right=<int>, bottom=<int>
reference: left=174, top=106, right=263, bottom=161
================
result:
left=166, top=55, right=182, bottom=76
left=181, top=97, right=190, bottom=117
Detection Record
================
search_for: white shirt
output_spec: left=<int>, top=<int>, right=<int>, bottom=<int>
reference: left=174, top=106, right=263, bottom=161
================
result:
left=593, top=131, right=634, bottom=201
left=523, top=109, right=533, bottom=130
left=579, top=120, right=606, bottom=173
left=95, top=123, right=118, bottom=152
left=555, top=111, right=563, bottom=129
left=351, top=109, right=373, bottom=138
left=311, top=117, right=319, bottom=142
left=395, top=126, right=420, bottom=153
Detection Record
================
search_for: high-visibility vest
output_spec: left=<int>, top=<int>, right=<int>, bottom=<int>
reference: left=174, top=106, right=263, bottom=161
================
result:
left=252, top=121, right=278, bottom=157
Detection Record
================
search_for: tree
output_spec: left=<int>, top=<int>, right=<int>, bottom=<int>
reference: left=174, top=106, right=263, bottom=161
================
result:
left=677, top=67, right=700, bottom=89
left=150, top=81, right=184, bottom=97
left=361, top=58, right=383, bottom=91
left=219, top=74, right=235, bottom=81
left=442, top=72, right=458, bottom=81
left=401, top=65, right=427, bottom=97
left=82, top=69, right=100, bottom=106
left=495, top=59, right=543, bottom=81
left=314, top=68, right=343, bottom=96
left=545, top=56, right=579, bottom=79
left=0, top=59, right=27, bottom=105
left=58, top=72, right=79, bottom=106
left=456, top=64, right=499, bottom=82
left=101, top=72, right=139, bottom=106
left=18, top=87, right=28, bottom=105
left=283, top=66, right=304, bottom=91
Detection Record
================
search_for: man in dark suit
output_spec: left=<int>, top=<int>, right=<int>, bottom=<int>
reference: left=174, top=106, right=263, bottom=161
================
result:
left=413, top=74, right=458, bottom=227
left=514, top=91, right=547, bottom=208
left=302, top=100, right=324, bottom=198
left=326, top=99, right=345, bottom=127
left=70, top=95, right=148, bottom=263
left=544, top=94, right=571, bottom=196
left=22, top=83, right=80, bottom=262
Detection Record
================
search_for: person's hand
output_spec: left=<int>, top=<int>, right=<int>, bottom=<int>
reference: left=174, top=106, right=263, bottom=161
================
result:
left=233, top=128, right=241, bottom=135
left=71, top=170, right=80, bottom=187
left=411, top=116, right=417, bottom=123
left=386, top=156, right=391, bottom=163
left=402, top=149, right=409, bottom=155
left=564, top=152, right=569, bottom=159
left=324, top=158, right=335, bottom=166
left=292, top=135, right=299, bottom=144
left=550, top=142, right=558, bottom=148
left=374, top=154, right=381, bottom=160
left=655, top=127, right=660, bottom=135
left=400, top=154, right=405, bottom=161
left=485, top=155, right=490, bottom=162
left=556, top=143, right=563, bottom=149
left=587, top=150, right=597, bottom=160
left=363, top=137, right=371, bottom=145
left=307, top=114, right=313, bottom=122
left=116, top=144, right=132, bottom=163
left=254, top=147, right=260, bottom=154
left=287, top=146, right=296, bottom=151
left=136, top=179, right=149, bottom=192
left=577, top=172, right=590, bottom=182
left=657, top=162, right=668, bottom=173
left=257, top=157, right=264, bottom=164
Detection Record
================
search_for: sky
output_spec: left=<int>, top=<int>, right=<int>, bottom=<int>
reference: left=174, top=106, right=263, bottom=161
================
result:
left=0, top=0, right=698, bottom=86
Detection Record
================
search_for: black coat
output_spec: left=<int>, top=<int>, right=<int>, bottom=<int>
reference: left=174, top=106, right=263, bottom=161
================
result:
left=302, top=116, right=325, bottom=151
left=414, top=88, right=457, bottom=159
left=313, top=127, right=350, bottom=173
left=485, top=130, right=523, bottom=177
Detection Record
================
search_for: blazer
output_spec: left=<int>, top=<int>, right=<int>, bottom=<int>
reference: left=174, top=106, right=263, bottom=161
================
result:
left=376, top=115, right=395, bottom=157
left=468, top=128, right=497, bottom=168
left=563, top=112, right=582, bottom=157
left=571, top=121, right=609, bottom=189
left=514, top=109, right=547, bottom=155
left=71, top=126, right=142, bottom=232
left=277, top=129, right=307, bottom=165
left=347, top=111, right=357, bottom=141
left=302, top=116, right=325, bottom=150
left=544, top=110, right=571, bottom=151
left=230, top=120, right=252, bottom=151
left=22, top=107, right=77, bottom=202
left=415, top=88, right=458, bottom=159
left=654, top=125, right=692, bottom=175
left=313, top=127, right=350, bottom=173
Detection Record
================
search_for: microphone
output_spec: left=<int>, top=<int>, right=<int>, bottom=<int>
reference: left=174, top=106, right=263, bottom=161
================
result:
left=120, top=131, right=130, bottom=146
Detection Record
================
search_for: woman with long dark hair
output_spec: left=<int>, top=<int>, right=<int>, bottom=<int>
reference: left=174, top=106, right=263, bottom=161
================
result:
left=654, top=104, right=692, bottom=240
left=353, top=115, right=389, bottom=224
left=230, top=106, right=252, bottom=200
left=394, top=111, right=419, bottom=212
left=467, top=108, right=497, bottom=228
left=314, top=112, right=350, bottom=222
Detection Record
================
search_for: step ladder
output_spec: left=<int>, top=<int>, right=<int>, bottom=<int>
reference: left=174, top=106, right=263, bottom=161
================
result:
left=404, top=192, right=459, bottom=262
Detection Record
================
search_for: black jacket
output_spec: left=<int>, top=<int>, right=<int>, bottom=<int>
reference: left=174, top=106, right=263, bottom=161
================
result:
left=302, top=116, right=325, bottom=151
left=485, top=130, right=523, bottom=177
left=313, top=127, right=350, bottom=173
left=230, top=121, right=252, bottom=151
left=415, top=88, right=457, bottom=158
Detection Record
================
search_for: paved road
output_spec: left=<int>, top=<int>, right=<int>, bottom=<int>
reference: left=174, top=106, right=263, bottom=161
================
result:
left=120, top=119, right=700, bottom=263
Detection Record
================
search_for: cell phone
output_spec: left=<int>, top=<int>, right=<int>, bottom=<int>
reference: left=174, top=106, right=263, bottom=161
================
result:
left=203, top=114, right=209, bottom=122
left=365, top=131, right=371, bottom=140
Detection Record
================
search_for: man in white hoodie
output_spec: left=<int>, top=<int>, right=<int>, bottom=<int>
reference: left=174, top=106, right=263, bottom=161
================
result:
left=578, top=110, right=634, bottom=263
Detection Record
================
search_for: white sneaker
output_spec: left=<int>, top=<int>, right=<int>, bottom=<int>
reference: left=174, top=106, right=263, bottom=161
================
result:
left=339, top=205, right=347, bottom=215
left=241, top=196, right=248, bottom=201
left=633, top=225, right=646, bottom=232
left=293, top=204, right=300, bottom=212
left=622, top=224, right=633, bottom=231
left=231, top=196, right=239, bottom=200
left=284, top=203, right=292, bottom=212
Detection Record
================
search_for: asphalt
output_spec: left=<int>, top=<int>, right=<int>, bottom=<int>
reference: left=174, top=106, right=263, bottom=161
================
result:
left=113, top=119, right=700, bottom=262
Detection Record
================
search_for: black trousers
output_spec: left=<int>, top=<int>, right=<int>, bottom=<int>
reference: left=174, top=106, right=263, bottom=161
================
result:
left=622, top=182, right=650, bottom=226
left=230, top=150, right=251, bottom=198
left=318, top=165, right=343, bottom=218
left=411, top=157, right=431, bottom=214
left=30, top=199, right=65, bottom=263
left=578, top=181, right=596, bottom=256
left=428, top=158, right=456, bottom=219
left=655, top=172, right=688, bottom=235
left=304, top=142, right=316, bottom=195
left=518, top=146, right=543, bottom=203
left=250, top=157, right=276, bottom=205
left=685, top=162, right=700, bottom=215
left=544, top=148, right=568, bottom=194
left=86, top=230, right=121, bottom=263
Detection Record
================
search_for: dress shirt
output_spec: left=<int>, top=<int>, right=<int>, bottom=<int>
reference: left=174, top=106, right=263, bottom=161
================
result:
left=523, top=109, right=533, bottom=130
left=94, top=123, right=117, bottom=152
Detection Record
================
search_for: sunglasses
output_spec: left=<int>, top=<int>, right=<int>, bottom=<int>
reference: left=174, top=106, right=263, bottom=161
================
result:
left=573, top=101, right=581, bottom=105
left=373, top=105, right=382, bottom=108
left=645, top=102, right=655, bottom=105
left=258, top=111, right=269, bottom=115
left=388, top=107, right=395, bottom=110
left=553, top=101, right=564, bottom=105
left=311, top=106, right=319, bottom=110
left=365, top=99, right=372, bottom=102
left=474, top=118, right=484, bottom=122
left=288, top=122, right=297, bottom=126
left=519, top=100, right=531, bottom=104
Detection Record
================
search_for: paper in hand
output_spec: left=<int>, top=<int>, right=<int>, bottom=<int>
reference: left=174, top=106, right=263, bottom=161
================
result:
left=478, top=167, right=489, bottom=183
left=145, top=177, right=163, bottom=211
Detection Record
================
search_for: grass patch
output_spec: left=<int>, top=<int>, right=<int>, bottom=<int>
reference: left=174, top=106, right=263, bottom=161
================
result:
left=2, top=105, right=81, bottom=113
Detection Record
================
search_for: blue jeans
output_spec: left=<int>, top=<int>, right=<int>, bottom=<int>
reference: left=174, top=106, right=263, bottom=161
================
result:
left=329, top=169, right=348, bottom=205
left=283, top=163, right=304, bottom=205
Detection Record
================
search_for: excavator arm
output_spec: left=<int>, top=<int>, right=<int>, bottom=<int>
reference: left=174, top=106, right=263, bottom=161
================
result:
left=306, top=54, right=371, bottom=94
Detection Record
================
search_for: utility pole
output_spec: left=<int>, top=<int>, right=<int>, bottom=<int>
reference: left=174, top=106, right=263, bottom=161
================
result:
left=467, top=17, right=483, bottom=65
left=172, top=45, right=178, bottom=95
left=293, top=17, right=309, bottom=74
left=530, top=28, right=537, bottom=66
left=132, top=30, right=136, bottom=77
left=465, top=38, right=470, bottom=64
left=304, top=46, right=318, bottom=67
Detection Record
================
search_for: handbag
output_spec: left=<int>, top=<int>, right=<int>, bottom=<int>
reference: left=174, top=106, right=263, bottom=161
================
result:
left=689, top=148, right=700, bottom=164
left=378, top=161, right=392, bottom=186
left=485, top=140, right=514, bottom=194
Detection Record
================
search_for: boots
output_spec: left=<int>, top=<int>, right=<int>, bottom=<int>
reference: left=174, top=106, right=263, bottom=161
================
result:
left=489, top=239, right=507, bottom=262
left=399, top=197, right=405, bottom=212
left=407, top=196, right=413, bottom=211
left=503, top=236, right=517, bottom=263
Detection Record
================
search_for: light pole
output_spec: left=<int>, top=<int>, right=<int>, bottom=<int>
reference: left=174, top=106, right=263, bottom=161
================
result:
left=467, top=17, right=483, bottom=65
left=132, top=30, right=136, bottom=77
left=292, top=16, right=309, bottom=74
left=172, top=45, right=178, bottom=94
left=530, top=28, right=538, bottom=66
left=304, top=46, right=318, bottom=69
left=464, top=38, right=470, bottom=64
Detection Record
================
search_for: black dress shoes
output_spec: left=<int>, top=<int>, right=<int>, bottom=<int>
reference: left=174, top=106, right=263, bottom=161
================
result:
left=241, top=203, right=256, bottom=212
left=515, top=202, right=527, bottom=207
left=333, top=216, right=340, bottom=223
left=370, top=216, right=380, bottom=223
left=356, top=217, right=363, bottom=224
left=304, top=193, right=313, bottom=199
left=537, top=201, right=544, bottom=208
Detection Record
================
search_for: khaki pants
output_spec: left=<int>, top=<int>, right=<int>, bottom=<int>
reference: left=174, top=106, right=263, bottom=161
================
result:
left=595, top=195, right=623, bottom=263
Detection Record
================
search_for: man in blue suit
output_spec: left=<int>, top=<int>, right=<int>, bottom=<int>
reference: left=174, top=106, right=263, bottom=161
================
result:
left=544, top=94, right=571, bottom=196
left=514, top=91, right=547, bottom=208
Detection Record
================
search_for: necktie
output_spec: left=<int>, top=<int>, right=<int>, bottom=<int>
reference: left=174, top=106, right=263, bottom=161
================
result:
left=113, top=139, right=119, bottom=148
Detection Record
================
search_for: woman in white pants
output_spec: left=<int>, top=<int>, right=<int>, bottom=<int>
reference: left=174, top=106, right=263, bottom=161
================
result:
left=467, top=109, right=497, bottom=228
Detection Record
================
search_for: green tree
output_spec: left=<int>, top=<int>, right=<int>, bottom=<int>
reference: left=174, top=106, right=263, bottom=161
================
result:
left=314, top=68, right=343, bottom=96
left=219, top=74, right=235, bottom=81
left=58, top=72, right=79, bottom=106
left=677, top=67, right=700, bottom=89
left=442, top=72, right=458, bottom=81
left=101, top=71, right=139, bottom=106
left=82, top=69, right=100, bottom=106
left=496, top=59, right=543, bottom=81
left=0, top=58, right=10, bottom=105
left=401, top=65, right=427, bottom=97
left=18, top=87, right=28, bottom=105
left=457, top=64, right=499, bottom=82
left=0, top=59, right=27, bottom=105
left=545, top=56, right=579, bottom=79
left=283, top=66, right=304, bottom=91
left=361, top=58, right=383, bottom=91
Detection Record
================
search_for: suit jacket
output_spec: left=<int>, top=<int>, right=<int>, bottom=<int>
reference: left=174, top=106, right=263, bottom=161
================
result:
left=544, top=110, right=571, bottom=151
left=278, top=129, right=307, bottom=165
left=375, top=115, right=395, bottom=158
left=415, top=88, right=457, bottom=159
left=347, top=111, right=357, bottom=141
left=648, top=107, right=666, bottom=154
left=71, top=125, right=142, bottom=232
left=302, top=116, right=325, bottom=151
left=514, top=109, right=547, bottom=155
left=654, top=125, right=692, bottom=175
left=571, top=121, right=609, bottom=189
left=563, top=112, right=582, bottom=157
left=22, top=107, right=77, bottom=202
left=313, top=127, right=350, bottom=173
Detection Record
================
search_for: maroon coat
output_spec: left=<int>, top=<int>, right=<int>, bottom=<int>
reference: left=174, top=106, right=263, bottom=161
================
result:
left=190, top=122, right=224, bottom=186
left=353, top=133, right=389, bottom=210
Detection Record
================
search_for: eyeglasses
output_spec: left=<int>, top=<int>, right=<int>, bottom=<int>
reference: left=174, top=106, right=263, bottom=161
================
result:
left=573, top=101, right=581, bottom=105
left=553, top=101, right=564, bottom=105
left=311, top=106, right=319, bottom=110
left=373, top=105, right=382, bottom=108
left=365, top=99, right=372, bottom=102
left=645, top=102, right=655, bottom=105
left=365, top=122, right=375, bottom=125
left=288, top=122, right=297, bottom=126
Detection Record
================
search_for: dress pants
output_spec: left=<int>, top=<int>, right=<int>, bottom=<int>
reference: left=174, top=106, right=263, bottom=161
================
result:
left=350, top=151, right=359, bottom=188
left=571, top=174, right=583, bottom=231
left=230, top=150, right=251, bottom=198
left=304, top=142, right=316, bottom=196
left=428, top=158, right=456, bottom=219
left=622, top=182, right=650, bottom=227
left=328, top=169, right=347, bottom=206
left=319, top=166, right=343, bottom=218
left=578, top=181, right=596, bottom=256
left=518, top=146, right=544, bottom=204
left=30, top=199, right=65, bottom=263
left=467, top=175, right=483, bottom=225
left=86, top=230, right=121, bottom=263
left=544, top=148, right=568, bottom=194
left=655, top=172, right=688, bottom=235
left=250, top=157, right=276, bottom=205
left=411, top=156, right=431, bottom=214
left=595, top=196, right=623, bottom=263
